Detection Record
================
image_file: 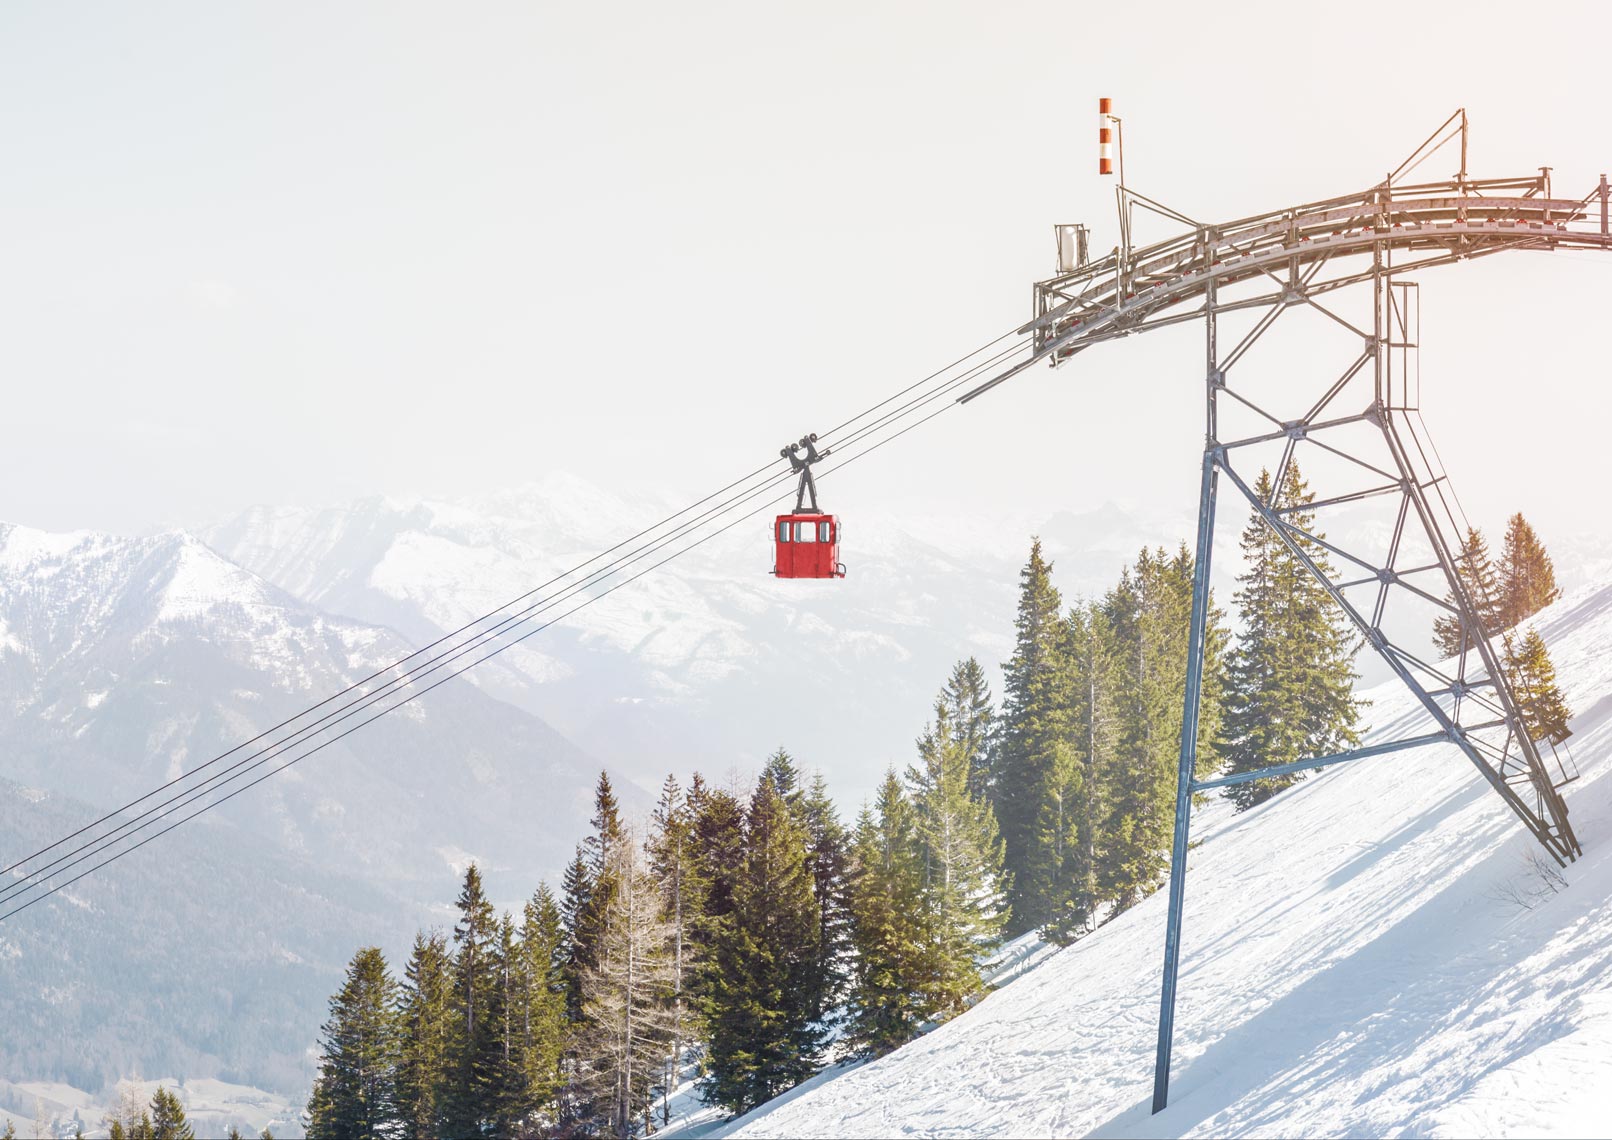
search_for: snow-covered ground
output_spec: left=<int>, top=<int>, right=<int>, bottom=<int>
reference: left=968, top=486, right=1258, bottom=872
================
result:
left=705, top=579, right=1612, bottom=1138
left=661, top=932, right=1062, bottom=1139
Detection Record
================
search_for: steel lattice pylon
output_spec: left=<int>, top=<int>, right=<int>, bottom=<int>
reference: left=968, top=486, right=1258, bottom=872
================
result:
left=959, top=111, right=1611, bottom=1115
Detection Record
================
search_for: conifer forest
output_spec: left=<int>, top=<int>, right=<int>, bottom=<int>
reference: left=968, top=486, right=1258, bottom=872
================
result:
left=304, top=472, right=1572, bottom=1138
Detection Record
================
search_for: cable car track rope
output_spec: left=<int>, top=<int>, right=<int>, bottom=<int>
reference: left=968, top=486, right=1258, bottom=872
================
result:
left=0, top=330, right=1035, bottom=923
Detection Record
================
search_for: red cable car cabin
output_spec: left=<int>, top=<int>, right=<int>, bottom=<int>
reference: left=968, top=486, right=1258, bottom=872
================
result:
left=773, top=513, right=846, bottom=579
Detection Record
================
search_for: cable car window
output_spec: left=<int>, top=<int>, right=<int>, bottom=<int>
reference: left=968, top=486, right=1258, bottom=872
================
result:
left=777, top=522, right=791, bottom=542
left=819, top=522, right=832, bottom=543
left=795, top=522, right=817, bottom=542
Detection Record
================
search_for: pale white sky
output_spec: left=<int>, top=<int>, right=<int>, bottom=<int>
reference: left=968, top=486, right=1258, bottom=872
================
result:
left=1, top=0, right=1608, bottom=547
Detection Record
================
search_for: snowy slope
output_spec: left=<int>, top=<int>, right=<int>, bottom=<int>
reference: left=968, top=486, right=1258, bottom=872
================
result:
left=719, top=579, right=1612, bottom=1138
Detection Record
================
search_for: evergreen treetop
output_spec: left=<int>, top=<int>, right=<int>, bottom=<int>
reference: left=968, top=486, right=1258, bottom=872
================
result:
left=940, top=658, right=996, bottom=800
left=908, top=684, right=1009, bottom=1004
left=845, top=772, right=938, bottom=1058
left=1218, top=465, right=1362, bottom=811
left=759, top=749, right=805, bottom=813
left=800, top=770, right=853, bottom=1021
left=1506, top=628, right=1574, bottom=745
left=442, top=865, right=501, bottom=1138
left=516, top=881, right=569, bottom=1117
left=699, top=778, right=823, bottom=1114
left=395, top=929, right=451, bottom=1140
left=306, top=946, right=402, bottom=1140
left=149, top=1088, right=194, bottom=1140
left=1500, top=513, right=1561, bottom=629
left=586, top=771, right=625, bottom=872
left=559, top=844, right=593, bottom=1025
left=994, top=539, right=1074, bottom=933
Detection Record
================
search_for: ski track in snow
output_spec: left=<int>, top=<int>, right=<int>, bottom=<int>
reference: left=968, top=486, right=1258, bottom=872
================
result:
left=711, top=580, right=1612, bottom=1139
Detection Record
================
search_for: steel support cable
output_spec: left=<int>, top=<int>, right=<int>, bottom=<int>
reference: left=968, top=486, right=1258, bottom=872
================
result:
left=0, top=461, right=805, bottom=907
left=815, top=327, right=1025, bottom=440
left=0, top=457, right=787, bottom=876
left=2, top=327, right=1026, bottom=887
left=821, top=338, right=1031, bottom=451
left=5, top=337, right=1029, bottom=910
left=0, top=394, right=965, bottom=925
left=1, top=338, right=1026, bottom=912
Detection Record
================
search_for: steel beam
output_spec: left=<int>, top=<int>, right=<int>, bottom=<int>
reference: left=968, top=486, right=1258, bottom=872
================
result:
left=1152, top=253, right=1220, bottom=1116
left=1193, top=732, right=1451, bottom=792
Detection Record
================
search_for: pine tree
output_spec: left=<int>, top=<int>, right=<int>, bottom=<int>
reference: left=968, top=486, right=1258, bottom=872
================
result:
left=1052, top=600, right=1124, bottom=938
left=560, top=772, right=632, bottom=1132
left=685, top=773, right=743, bottom=929
left=940, top=658, right=996, bottom=800
left=149, top=1089, right=194, bottom=1140
left=580, top=830, right=677, bottom=1138
left=592, top=771, right=626, bottom=842
left=1499, top=513, right=1561, bottom=629
left=759, top=749, right=805, bottom=813
left=1098, top=546, right=1227, bottom=912
left=686, top=776, right=746, bottom=1022
left=846, top=772, right=939, bottom=1058
left=306, top=947, right=403, bottom=1140
left=1432, top=527, right=1503, bottom=657
left=700, top=779, right=823, bottom=1114
left=755, top=752, right=852, bottom=1023
left=483, top=914, right=534, bottom=1137
left=517, top=883, right=569, bottom=1126
left=1506, top=628, right=1574, bottom=745
left=574, top=772, right=627, bottom=1003
left=559, top=844, right=593, bottom=1027
left=395, top=930, right=451, bottom=1139
left=907, top=682, right=1009, bottom=1009
left=1218, top=466, right=1362, bottom=810
left=993, top=539, right=1075, bottom=933
left=800, top=771, right=852, bottom=1023
left=442, top=865, right=500, bottom=1138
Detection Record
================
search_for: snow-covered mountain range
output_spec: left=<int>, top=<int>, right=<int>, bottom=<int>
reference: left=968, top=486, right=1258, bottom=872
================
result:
left=202, top=477, right=1194, bottom=806
left=0, top=521, right=608, bottom=896
left=702, top=576, right=1612, bottom=1138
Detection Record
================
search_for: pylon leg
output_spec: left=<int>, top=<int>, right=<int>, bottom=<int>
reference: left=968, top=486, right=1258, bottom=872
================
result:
left=1152, top=447, right=1219, bottom=1114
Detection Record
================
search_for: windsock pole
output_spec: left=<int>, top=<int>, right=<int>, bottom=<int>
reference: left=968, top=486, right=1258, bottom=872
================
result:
left=1099, top=97, right=1114, bottom=176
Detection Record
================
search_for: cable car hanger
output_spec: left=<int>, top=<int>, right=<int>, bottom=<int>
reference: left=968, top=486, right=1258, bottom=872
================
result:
left=781, top=432, right=829, bottom=513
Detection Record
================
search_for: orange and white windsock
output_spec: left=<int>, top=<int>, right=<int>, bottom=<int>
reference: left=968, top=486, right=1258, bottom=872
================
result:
left=1098, top=97, right=1114, bottom=175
